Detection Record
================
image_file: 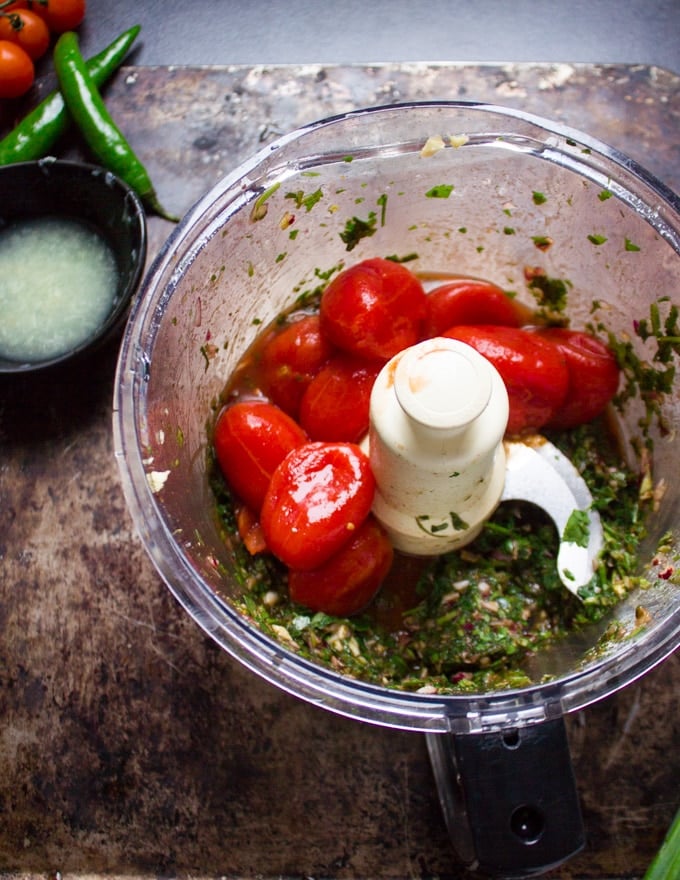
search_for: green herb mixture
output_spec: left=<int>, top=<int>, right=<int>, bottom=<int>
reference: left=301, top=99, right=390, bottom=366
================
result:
left=210, top=420, right=655, bottom=694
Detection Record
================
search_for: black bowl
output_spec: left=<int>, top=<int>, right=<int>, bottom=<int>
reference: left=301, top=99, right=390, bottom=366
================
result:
left=0, top=158, right=147, bottom=374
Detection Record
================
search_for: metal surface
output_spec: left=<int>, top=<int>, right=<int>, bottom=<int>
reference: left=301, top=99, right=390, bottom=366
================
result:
left=0, top=63, right=678, bottom=877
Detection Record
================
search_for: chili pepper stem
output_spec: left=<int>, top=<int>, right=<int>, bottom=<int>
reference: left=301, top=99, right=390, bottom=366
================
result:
left=145, top=189, right=180, bottom=223
left=53, top=31, right=178, bottom=223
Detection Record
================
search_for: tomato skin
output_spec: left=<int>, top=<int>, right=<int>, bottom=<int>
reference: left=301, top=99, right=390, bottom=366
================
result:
left=213, top=400, right=308, bottom=513
left=259, top=314, right=333, bottom=417
left=0, top=10, right=50, bottom=60
left=443, top=324, right=569, bottom=435
left=261, top=441, right=376, bottom=570
left=319, top=257, right=427, bottom=361
left=299, top=354, right=381, bottom=442
left=288, top=515, right=393, bottom=616
left=28, top=0, right=86, bottom=33
left=534, top=328, right=620, bottom=429
left=424, top=277, right=532, bottom=336
left=0, top=39, right=33, bottom=98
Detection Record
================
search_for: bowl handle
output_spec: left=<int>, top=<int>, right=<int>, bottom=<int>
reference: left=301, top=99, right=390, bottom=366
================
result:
left=426, top=717, right=584, bottom=876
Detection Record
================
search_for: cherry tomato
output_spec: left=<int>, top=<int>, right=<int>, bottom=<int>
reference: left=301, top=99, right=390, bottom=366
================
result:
left=320, top=257, right=427, bottom=362
left=0, top=10, right=49, bottom=60
left=259, top=314, right=333, bottom=417
left=288, top=515, right=393, bottom=616
left=443, top=325, right=569, bottom=435
left=260, top=441, right=376, bottom=570
left=213, top=400, right=308, bottom=513
left=28, top=0, right=86, bottom=33
left=0, top=39, right=33, bottom=98
left=533, top=328, right=620, bottom=430
left=299, top=354, right=381, bottom=442
left=424, top=277, right=532, bottom=336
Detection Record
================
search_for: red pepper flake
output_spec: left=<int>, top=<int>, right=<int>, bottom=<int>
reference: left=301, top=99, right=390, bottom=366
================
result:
left=659, top=566, right=674, bottom=580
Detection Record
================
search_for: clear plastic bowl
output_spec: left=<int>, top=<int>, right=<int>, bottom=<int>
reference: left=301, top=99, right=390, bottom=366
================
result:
left=114, top=102, right=679, bottom=734
left=114, top=101, right=680, bottom=876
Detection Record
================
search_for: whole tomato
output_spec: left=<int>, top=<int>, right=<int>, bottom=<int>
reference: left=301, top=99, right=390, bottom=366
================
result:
left=443, top=324, right=569, bottom=435
left=0, top=9, right=50, bottom=60
left=213, top=400, right=308, bottom=513
left=260, top=441, right=376, bottom=570
left=0, top=39, right=33, bottom=98
left=299, top=354, right=381, bottom=443
left=424, top=277, right=532, bottom=336
left=288, top=515, right=393, bottom=616
left=533, top=327, right=620, bottom=430
left=259, top=314, right=333, bottom=417
left=319, top=257, right=427, bottom=361
left=28, top=0, right=86, bottom=33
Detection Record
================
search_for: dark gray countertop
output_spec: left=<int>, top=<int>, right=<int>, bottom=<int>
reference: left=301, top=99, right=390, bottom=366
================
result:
left=79, top=0, right=680, bottom=73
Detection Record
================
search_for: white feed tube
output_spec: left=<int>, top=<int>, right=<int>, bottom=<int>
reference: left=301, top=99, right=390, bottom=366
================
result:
left=364, top=337, right=509, bottom=555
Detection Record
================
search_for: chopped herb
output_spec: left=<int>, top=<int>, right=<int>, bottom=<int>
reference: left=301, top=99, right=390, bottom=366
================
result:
left=588, top=233, right=608, bottom=246
left=426, top=184, right=454, bottom=199
left=503, top=227, right=516, bottom=235
left=285, top=187, right=324, bottom=212
left=590, top=297, right=679, bottom=439
left=532, top=235, right=553, bottom=251
left=386, top=253, right=419, bottom=263
left=340, top=212, right=378, bottom=251
left=377, top=193, right=388, bottom=226
left=526, top=271, right=572, bottom=314
left=598, top=190, right=613, bottom=201
left=532, top=191, right=547, bottom=205
left=563, top=509, right=590, bottom=547
left=624, top=238, right=641, bottom=252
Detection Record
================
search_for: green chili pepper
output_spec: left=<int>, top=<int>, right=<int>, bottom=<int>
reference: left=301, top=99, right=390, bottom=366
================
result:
left=0, top=25, right=141, bottom=167
left=53, top=31, right=178, bottom=222
left=644, top=808, right=680, bottom=880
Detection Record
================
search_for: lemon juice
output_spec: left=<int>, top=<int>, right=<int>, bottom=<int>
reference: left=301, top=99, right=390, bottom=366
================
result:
left=0, top=216, right=118, bottom=363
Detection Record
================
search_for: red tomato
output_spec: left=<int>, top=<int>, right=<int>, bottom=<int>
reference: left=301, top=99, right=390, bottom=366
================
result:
left=0, top=39, right=33, bottom=98
left=213, top=400, right=308, bottom=512
left=259, top=314, right=333, bottom=417
left=319, top=257, right=427, bottom=361
left=424, top=277, right=532, bottom=336
left=288, top=515, right=393, bottom=616
left=533, top=328, right=620, bottom=430
left=0, top=10, right=50, bottom=60
left=299, top=354, right=381, bottom=442
left=443, top=325, right=569, bottom=435
left=28, top=0, right=86, bottom=33
left=260, top=441, right=376, bottom=570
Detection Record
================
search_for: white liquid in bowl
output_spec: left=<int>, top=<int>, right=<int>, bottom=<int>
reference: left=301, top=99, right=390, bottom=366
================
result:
left=0, top=216, right=118, bottom=363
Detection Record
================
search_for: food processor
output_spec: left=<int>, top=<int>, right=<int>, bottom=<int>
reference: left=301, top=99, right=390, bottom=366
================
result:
left=113, top=102, right=679, bottom=876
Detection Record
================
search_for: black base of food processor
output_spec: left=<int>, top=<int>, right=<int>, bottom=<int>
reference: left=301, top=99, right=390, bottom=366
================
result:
left=427, top=718, right=584, bottom=877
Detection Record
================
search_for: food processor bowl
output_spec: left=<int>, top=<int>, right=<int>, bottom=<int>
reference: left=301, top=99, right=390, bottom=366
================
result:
left=114, top=102, right=680, bottom=876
